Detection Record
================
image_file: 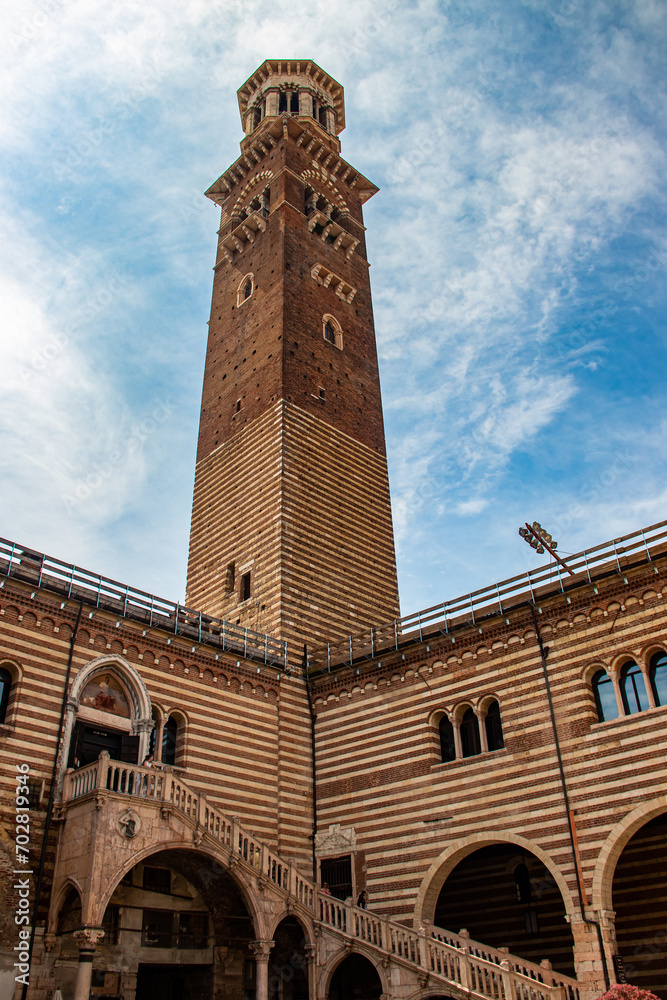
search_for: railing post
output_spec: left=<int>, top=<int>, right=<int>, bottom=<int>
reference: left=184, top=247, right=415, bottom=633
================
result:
left=458, top=928, right=472, bottom=992
left=97, top=751, right=110, bottom=791
left=161, top=768, right=173, bottom=804
left=62, top=768, right=75, bottom=802
left=197, top=791, right=206, bottom=829
left=499, top=950, right=514, bottom=1000
left=231, top=817, right=241, bottom=857
left=418, top=924, right=428, bottom=970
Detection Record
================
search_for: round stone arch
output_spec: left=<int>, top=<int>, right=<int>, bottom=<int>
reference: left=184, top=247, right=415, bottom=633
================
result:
left=320, top=944, right=388, bottom=999
left=405, top=989, right=468, bottom=1000
left=69, top=654, right=151, bottom=719
left=413, top=831, right=576, bottom=929
left=61, top=655, right=153, bottom=778
left=301, top=168, right=348, bottom=213
left=230, top=170, right=274, bottom=218
left=47, top=877, right=85, bottom=936
left=267, top=908, right=315, bottom=949
left=591, top=794, right=667, bottom=913
left=89, top=838, right=267, bottom=936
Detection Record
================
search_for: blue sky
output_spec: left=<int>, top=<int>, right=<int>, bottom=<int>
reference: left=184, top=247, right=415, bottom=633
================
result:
left=1, top=0, right=666, bottom=619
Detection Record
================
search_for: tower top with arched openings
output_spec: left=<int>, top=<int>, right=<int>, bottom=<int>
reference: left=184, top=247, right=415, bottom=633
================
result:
left=237, top=59, right=345, bottom=141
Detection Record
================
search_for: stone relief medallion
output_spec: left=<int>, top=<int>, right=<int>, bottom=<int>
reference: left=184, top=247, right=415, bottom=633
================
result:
left=118, top=807, right=141, bottom=839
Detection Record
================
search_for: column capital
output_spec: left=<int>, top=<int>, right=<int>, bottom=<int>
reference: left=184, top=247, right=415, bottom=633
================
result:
left=250, top=939, right=274, bottom=961
left=74, top=927, right=105, bottom=949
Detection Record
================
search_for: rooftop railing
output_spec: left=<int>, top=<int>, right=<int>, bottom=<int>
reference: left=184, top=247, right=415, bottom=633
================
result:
left=3, top=518, right=665, bottom=678
left=307, top=519, right=667, bottom=673
left=0, top=537, right=288, bottom=669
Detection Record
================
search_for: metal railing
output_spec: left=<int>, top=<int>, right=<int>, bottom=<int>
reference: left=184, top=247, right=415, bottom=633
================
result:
left=308, top=519, right=667, bottom=672
left=0, top=537, right=288, bottom=669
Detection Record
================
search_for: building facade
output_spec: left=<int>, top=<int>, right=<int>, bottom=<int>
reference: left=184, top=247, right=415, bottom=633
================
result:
left=0, top=60, right=665, bottom=1000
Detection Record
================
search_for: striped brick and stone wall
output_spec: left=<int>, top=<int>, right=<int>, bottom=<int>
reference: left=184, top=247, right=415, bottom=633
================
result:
left=0, top=573, right=314, bottom=984
left=311, top=550, right=667, bottom=997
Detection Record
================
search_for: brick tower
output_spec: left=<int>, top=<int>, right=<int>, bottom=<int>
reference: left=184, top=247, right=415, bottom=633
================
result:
left=186, top=59, right=400, bottom=649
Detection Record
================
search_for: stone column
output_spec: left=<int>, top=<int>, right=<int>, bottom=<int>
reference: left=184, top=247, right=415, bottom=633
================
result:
left=452, top=720, right=463, bottom=760
left=477, top=710, right=489, bottom=753
left=73, top=928, right=104, bottom=1000
left=304, top=943, right=317, bottom=1000
left=570, top=912, right=610, bottom=998
left=251, top=939, right=274, bottom=1000
left=610, top=673, right=625, bottom=717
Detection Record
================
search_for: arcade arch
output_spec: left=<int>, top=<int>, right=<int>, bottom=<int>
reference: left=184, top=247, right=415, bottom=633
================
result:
left=327, top=951, right=384, bottom=999
left=415, top=834, right=576, bottom=977
left=51, top=845, right=263, bottom=1000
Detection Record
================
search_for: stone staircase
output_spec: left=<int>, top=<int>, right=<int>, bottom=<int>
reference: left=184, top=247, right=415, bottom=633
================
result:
left=63, top=758, right=580, bottom=1000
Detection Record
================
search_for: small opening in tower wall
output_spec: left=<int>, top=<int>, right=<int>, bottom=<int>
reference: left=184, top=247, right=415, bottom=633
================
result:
left=226, top=562, right=235, bottom=593
left=241, top=572, right=251, bottom=602
left=235, top=399, right=242, bottom=413
left=319, top=387, right=326, bottom=400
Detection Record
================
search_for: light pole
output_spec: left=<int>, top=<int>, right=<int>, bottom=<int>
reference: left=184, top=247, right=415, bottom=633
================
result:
left=518, top=521, right=575, bottom=576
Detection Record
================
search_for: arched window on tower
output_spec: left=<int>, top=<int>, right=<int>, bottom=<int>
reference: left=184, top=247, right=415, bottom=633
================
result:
left=649, top=651, right=667, bottom=707
left=162, top=716, right=178, bottom=766
left=322, top=315, right=343, bottom=350
left=237, top=273, right=254, bottom=307
left=439, top=716, right=456, bottom=763
left=484, top=700, right=504, bottom=751
left=290, top=91, right=299, bottom=114
left=279, top=91, right=287, bottom=114
left=620, top=661, right=650, bottom=715
left=0, top=667, right=13, bottom=725
left=460, top=708, right=481, bottom=758
left=592, top=669, right=618, bottom=722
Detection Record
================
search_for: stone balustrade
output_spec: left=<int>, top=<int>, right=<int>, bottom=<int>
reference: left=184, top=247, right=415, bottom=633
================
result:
left=318, top=893, right=580, bottom=1000
left=61, top=757, right=580, bottom=1000
left=62, top=754, right=315, bottom=911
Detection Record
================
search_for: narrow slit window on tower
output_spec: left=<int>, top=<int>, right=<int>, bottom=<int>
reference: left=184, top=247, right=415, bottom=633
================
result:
left=279, top=91, right=287, bottom=113
left=235, top=399, right=242, bottom=413
left=290, top=91, right=299, bottom=114
left=241, top=572, right=251, bottom=602
left=226, top=562, right=236, bottom=593
left=319, top=387, right=326, bottom=400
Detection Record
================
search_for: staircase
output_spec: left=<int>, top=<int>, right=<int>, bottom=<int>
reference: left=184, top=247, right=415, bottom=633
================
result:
left=63, top=758, right=580, bottom=1000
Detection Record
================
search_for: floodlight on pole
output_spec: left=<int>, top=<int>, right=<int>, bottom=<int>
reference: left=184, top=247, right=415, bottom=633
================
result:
left=518, top=521, right=575, bottom=576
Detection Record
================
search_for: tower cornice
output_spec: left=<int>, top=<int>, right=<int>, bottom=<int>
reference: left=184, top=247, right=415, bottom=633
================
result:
left=205, top=117, right=378, bottom=210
